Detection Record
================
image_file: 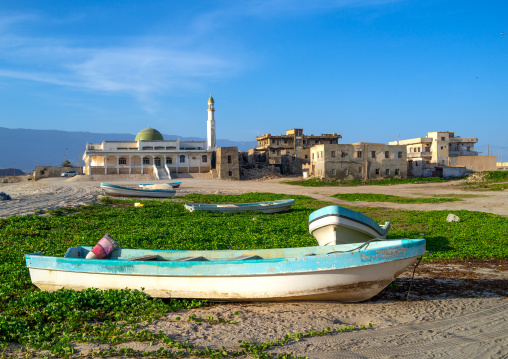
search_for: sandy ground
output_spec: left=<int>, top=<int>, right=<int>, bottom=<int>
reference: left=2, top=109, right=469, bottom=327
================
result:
left=2, top=175, right=507, bottom=358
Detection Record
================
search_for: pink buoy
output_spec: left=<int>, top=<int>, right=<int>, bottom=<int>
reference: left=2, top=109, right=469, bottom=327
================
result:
left=86, top=233, right=120, bottom=259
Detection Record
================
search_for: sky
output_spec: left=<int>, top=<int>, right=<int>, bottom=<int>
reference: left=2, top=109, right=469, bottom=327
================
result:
left=0, top=0, right=507, bottom=159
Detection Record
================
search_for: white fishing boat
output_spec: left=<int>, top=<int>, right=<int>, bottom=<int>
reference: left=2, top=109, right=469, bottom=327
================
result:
left=309, top=206, right=391, bottom=246
left=184, top=199, right=295, bottom=213
left=139, top=182, right=182, bottom=189
left=100, top=183, right=176, bottom=198
left=25, top=238, right=425, bottom=302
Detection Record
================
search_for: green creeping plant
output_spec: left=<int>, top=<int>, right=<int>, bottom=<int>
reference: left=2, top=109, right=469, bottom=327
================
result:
left=0, top=192, right=506, bottom=356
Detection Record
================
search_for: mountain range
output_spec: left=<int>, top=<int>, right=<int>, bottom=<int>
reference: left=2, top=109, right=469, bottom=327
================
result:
left=0, top=127, right=257, bottom=173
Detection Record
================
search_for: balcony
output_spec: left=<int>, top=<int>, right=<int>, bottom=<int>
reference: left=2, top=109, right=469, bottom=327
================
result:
left=449, top=150, right=479, bottom=157
left=407, top=151, right=432, bottom=158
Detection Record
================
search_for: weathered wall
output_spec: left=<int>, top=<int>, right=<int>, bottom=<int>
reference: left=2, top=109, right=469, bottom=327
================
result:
left=309, top=143, right=407, bottom=179
left=215, top=147, right=240, bottom=180
left=280, top=148, right=310, bottom=175
left=448, top=156, right=497, bottom=172
left=33, top=166, right=83, bottom=180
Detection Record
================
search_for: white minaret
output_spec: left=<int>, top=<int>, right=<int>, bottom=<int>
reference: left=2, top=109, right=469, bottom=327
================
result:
left=207, top=94, right=216, bottom=150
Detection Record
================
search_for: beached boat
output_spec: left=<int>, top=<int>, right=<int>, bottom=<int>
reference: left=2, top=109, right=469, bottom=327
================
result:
left=309, top=206, right=391, bottom=246
left=139, top=182, right=182, bottom=189
left=184, top=199, right=295, bottom=213
left=25, top=238, right=425, bottom=302
left=100, top=183, right=176, bottom=198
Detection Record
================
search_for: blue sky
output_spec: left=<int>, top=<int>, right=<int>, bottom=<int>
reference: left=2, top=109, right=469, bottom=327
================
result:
left=0, top=1, right=507, bottom=159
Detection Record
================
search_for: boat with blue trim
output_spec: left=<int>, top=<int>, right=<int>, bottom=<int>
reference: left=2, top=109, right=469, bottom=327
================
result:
left=184, top=199, right=295, bottom=213
left=139, top=182, right=182, bottom=189
left=100, top=183, right=176, bottom=198
left=309, top=206, right=391, bottom=246
left=25, top=238, right=425, bottom=302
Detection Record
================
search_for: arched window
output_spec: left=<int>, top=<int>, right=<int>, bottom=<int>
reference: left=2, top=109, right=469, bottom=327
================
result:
left=143, top=157, right=150, bottom=165
left=154, top=157, right=161, bottom=166
left=179, top=155, right=185, bottom=163
left=118, top=157, right=126, bottom=165
left=166, top=157, right=172, bottom=164
left=202, top=155, right=207, bottom=163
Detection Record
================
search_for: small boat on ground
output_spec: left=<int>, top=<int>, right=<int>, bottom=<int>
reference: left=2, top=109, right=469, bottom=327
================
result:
left=100, top=183, right=176, bottom=198
left=184, top=199, right=295, bottom=213
left=25, top=238, right=425, bottom=302
left=309, top=206, right=391, bottom=246
left=139, top=182, right=182, bottom=189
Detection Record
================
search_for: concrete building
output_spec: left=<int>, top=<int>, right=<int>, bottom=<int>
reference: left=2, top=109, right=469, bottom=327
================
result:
left=82, top=96, right=217, bottom=177
left=214, top=147, right=240, bottom=180
left=254, top=129, right=342, bottom=165
left=390, top=131, right=496, bottom=177
left=33, top=166, right=83, bottom=181
left=306, top=143, right=407, bottom=180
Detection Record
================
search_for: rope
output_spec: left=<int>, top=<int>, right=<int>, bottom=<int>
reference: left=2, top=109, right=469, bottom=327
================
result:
left=326, top=238, right=383, bottom=255
left=405, top=256, right=423, bottom=301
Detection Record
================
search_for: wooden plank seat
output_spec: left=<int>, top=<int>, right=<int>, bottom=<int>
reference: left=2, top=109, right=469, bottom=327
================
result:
left=228, top=255, right=262, bottom=261
left=172, top=256, right=208, bottom=261
left=127, top=255, right=167, bottom=261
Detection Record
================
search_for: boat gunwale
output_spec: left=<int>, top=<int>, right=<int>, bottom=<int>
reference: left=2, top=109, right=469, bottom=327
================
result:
left=185, top=199, right=295, bottom=209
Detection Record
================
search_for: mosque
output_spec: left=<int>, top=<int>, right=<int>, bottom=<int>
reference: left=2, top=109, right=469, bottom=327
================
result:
left=82, top=96, right=217, bottom=177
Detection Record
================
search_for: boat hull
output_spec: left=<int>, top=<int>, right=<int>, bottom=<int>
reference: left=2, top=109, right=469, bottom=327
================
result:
left=184, top=199, right=295, bottom=214
left=309, top=206, right=390, bottom=245
left=27, top=257, right=414, bottom=301
left=101, top=183, right=175, bottom=198
left=25, top=239, right=425, bottom=302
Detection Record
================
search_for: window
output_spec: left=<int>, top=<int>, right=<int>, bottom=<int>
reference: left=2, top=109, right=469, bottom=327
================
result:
left=398, top=151, right=402, bottom=158
left=357, top=151, right=362, bottom=158
left=284, top=139, right=287, bottom=144
left=202, top=155, right=208, bottom=163
left=179, top=155, right=185, bottom=163
left=418, top=147, right=421, bottom=152
left=385, top=151, right=389, bottom=159
left=385, top=169, right=390, bottom=175
left=228, top=171, right=232, bottom=176
left=441, top=146, right=444, bottom=150
left=304, top=155, right=308, bottom=159
left=320, top=151, right=324, bottom=158
left=143, top=157, right=150, bottom=165
left=395, top=169, right=400, bottom=175
left=341, top=151, right=347, bottom=158
left=227, top=155, right=232, bottom=164
left=118, top=157, right=126, bottom=165
left=371, top=151, right=376, bottom=158
left=166, top=157, right=172, bottom=164
left=331, top=151, right=336, bottom=158
left=312, top=153, right=315, bottom=160
left=441, top=137, right=445, bottom=141
left=344, top=169, right=348, bottom=176
left=415, top=162, right=419, bottom=166
left=331, top=169, right=336, bottom=175
left=375, top=168, right=380, bottom=175
left=358, top=167, right=362, bottom=173
left=329, top=140, right=333, bottom=144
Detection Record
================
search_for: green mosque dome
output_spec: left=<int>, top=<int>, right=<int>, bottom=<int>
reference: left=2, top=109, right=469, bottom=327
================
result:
left=208, top=95, right=214, bottom=103
left=135, top=127, right=164, bottom=141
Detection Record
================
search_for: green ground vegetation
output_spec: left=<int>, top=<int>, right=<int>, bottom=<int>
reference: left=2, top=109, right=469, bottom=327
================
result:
left=282, top=177, right=450, bottom=187
left=458, top=170, right=508, bottom=191
left=1, top=192, right=507, bottom=357
left=331, top=193, right=461, bottom=204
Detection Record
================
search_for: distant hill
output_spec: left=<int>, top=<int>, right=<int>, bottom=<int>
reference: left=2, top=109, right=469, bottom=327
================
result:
left=0, top=127, right=257, bottom=172
left=0, top=168, right=25, bottom=176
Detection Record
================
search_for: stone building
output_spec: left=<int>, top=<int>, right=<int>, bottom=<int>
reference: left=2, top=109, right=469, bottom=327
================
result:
left=389, top=131, right=496, bottom=177
left=306, top=143, right=407, bottom=180
left=82, top=96, right=217, bottom=177
left=214, top=147, right=240, bottom=180
left=254, top=129, right=341, bottom=165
